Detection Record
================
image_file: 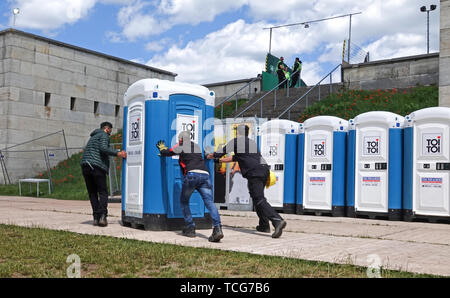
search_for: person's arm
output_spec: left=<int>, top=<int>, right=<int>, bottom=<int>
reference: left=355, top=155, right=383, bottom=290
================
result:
left=99, top=134, right=119, bottom=157
left=219, top=156, right=233, bottom=163
left=157, top=140, right=181, bottom=157
left=207, top=139, right=234, bottom=159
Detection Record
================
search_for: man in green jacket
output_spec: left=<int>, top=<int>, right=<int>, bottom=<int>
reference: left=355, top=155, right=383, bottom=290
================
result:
left=81, top=122, right=127, bottom=227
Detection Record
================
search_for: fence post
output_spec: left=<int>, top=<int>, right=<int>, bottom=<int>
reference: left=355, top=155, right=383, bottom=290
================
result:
left=44, top=148, right=53, bottom=192
left=330, top=73, right=333, bottom=94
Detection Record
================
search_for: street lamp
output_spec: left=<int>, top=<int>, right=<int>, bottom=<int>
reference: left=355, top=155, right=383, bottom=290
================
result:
left=420, top=4, right=437, bottom=54
left=12, top=8, right=20, bottom=27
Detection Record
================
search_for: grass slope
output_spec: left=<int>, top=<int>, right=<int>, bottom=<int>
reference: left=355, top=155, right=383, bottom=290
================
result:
left=0, top=224, right=435, bottom=278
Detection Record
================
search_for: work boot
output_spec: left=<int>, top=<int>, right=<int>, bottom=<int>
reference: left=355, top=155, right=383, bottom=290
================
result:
left=271, top=220, right=287, bottom=238
left=208, top=225, right=224, bottom=242
left=98, top=214, right=108, bottom=227
left=256, top=225, right=270, bottom=233
left=182, top=226, right=196, bottom=238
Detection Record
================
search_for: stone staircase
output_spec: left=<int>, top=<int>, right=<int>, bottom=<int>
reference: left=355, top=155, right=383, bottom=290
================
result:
left=232, top=82, right=344, bottom=121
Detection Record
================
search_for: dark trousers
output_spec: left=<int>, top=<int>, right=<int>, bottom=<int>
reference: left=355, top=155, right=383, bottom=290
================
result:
left=290, top=73, right=299, bottom=88
left=277, top=71, right=287, bottom=89
left=247, top=171, right=283, bottom=228
left=82, top=164, right=108, bottom=220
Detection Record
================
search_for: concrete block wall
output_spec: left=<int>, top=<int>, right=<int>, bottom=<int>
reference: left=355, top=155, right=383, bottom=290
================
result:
left=342, top=53, right=439, bottom=90
left=440, top=0, right=450, bottom=107
left=203, top=77, right=262, bottom=106
left=0, top=29, right=176, bottom=182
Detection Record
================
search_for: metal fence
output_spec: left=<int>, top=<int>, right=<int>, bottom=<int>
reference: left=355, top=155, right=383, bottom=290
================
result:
left=1, top=130, right=122, bottom=197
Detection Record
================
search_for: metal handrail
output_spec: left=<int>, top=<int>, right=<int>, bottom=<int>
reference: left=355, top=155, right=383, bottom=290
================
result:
left=233, top=67, right=301, bottom=119
left=216, top=75, right=261, bottom=119
left=277, top=64, right=342, bottom=119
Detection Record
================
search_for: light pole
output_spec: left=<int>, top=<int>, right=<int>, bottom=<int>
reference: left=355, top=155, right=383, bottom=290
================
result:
left=420, top=4, right=437, bottom=54
left=264, top=12, right=361, bottom=55
left=12, top=8, right=20, bottom=27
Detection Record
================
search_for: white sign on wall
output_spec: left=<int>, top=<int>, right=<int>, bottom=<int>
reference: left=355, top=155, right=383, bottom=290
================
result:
left=363, top=136, right=381, bottom=156
left=176, top=114, right=199, bottom=144
left=311, top=139, right=326, bottom=158
left=422, top=133, right=442, bottom=156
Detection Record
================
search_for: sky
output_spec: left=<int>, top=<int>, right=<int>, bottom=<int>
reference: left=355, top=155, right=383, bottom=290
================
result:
left=0, top=0, right=441, bottom=86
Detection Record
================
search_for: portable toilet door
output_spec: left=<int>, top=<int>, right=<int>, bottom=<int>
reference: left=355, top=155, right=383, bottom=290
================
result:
left=122, top=79, right=215, bottom=230
left=348, top=111, right=404, bottom=220
left=259, top=119, right=299, bottom=213
left=404, top=107, right=450, bottom=222
left=298, top=116, right=347, bottom=216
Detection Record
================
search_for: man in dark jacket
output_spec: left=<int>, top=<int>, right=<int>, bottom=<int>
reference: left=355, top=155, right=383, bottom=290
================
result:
left=81, top=122, right=127, bottom=227
left=290, top=58, right=302, bottom=88
left=207, top=125, right=287, bottom=238
left=277, top=56, right=288, bottom=89
left=157, top=131, right=223, bottom=242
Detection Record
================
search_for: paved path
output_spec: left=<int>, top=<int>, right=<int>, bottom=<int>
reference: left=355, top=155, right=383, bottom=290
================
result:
left=0, top=196, right=449, bottom=276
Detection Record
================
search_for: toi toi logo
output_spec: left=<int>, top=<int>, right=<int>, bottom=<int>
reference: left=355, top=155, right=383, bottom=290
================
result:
left=182, top=122, right=196, bottom=141
left=425, top=138, right=440, bottom=154
left=313, top=143, right=325, bottom=156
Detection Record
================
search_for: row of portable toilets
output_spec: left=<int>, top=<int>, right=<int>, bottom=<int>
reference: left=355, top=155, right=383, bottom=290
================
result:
left=264, top=108, right=450, bottom=223
left=121, top=79, right=449, bottom=231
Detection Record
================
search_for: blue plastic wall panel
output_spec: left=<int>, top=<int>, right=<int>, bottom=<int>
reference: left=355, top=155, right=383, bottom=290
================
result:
left=204, top=105, right=215, bottom=215
left=283, top=134, right=298, bottom=205
left=122, top=106, right=128, bottom=212
left=388, top=128, right=403, bottom=210
left=403, top=127, right=414, bottom=211
left=296, top=133, right=305, bottom=205
left=166, top=94, right=206, bottom=219
left=332, top=131, right=347, bottom=207
left=143, top=100, right=169, bottom=215
left=346, top=130, right=356, bottom=208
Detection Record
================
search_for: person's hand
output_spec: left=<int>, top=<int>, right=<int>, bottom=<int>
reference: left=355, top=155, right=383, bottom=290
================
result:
left=206, top=153, right=214, bottom=159
left=118, top=150, right=127, bottom=159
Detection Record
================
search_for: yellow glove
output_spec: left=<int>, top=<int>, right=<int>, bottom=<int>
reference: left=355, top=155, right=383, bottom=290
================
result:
left=156, top=140, right=168, bottom=155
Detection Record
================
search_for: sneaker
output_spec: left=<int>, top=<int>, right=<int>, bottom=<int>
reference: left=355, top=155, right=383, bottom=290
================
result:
left=271, top=220, right=287, bottom=238
left=93, top=219, right=99, bottom=226
left=98, top=215, right=108, bottom=227
left=256, top=225, right=270, bottom=233
left=182, top=226, right=196, bottom=238
left=208, top=225, right=224, bottom=242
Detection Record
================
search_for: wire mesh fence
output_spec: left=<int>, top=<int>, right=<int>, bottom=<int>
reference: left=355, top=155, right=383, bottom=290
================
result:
left=1, top=130, right=123, bottom=198
left=343, top=39, right=370, bottom=64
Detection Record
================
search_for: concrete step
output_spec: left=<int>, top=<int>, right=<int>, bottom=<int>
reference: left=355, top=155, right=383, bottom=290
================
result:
left=233, top=83, right=343, bottom=120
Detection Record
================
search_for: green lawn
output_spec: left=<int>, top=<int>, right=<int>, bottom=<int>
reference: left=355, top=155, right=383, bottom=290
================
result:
left=298, top=85, right=438, bottom=122
left=0, top=224, right=436, bottom=278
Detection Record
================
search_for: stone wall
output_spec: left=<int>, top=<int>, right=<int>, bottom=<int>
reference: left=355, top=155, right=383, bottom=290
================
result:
left=440, top=0, right=450, bottom=106
left=342, top=53, right=439, bottom=90
left=203, top=77, right=261, bottom=105
left=0, top=29, right=176, bottom=182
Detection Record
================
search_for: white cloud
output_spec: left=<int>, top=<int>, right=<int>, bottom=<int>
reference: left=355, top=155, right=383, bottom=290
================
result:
left=9, top=0, right=96, bottom=30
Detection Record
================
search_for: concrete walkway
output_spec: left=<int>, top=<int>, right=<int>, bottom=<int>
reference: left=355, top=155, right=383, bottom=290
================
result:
left=0, top=195, right=449, bottom=277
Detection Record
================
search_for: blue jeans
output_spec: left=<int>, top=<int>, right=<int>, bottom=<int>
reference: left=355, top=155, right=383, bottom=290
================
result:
left=180, top=172, right=221, bottom=228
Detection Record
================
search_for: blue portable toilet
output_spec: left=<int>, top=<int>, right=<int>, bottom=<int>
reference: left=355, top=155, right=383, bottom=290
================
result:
left=259, top=119, right=300, bottom=213
left=346, top=111, right=404, bottom=220
left=296, top=116, right=347, bottom=216
left=121, top=79, right=216, bottom=230
left=403, top=107, right=450, bottom=223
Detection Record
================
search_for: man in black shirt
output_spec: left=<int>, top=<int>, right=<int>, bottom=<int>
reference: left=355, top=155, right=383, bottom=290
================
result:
left=157, top=131, right=223, bottom=242
left=207, top=125, right=287, bottom=238
left=277, top=56, right=288, bottom=89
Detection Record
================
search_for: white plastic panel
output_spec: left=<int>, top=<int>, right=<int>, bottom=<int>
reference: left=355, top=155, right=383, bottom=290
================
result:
left=303, top=128, right=333, bottom=210
left=413, top=122, right=450, bottom=216
left=261, top=132, right=286, bottom=208
left=355, top=126, right=389, bottom=213
left=125, top=98, right=145, bottom=218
